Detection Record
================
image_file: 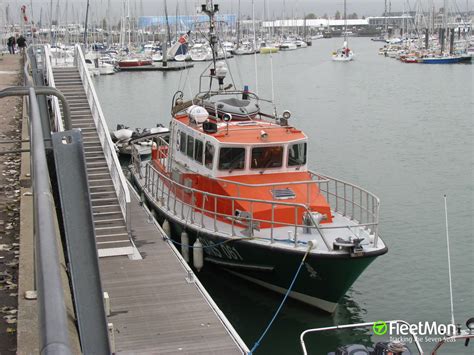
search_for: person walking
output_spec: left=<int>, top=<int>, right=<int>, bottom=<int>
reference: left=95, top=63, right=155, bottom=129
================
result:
left=7, top=36, right=15, bottom=54
left=17, top=35, right=27, bottom=54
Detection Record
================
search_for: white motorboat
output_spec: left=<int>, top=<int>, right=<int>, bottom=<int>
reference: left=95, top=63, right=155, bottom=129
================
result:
left=111, top=124, right=169, bottom=156
left=279, top=40, right=297, bottom=51
left=190, top=44, right=213, bottom=61
left=295, top=39, right=308, bottom=48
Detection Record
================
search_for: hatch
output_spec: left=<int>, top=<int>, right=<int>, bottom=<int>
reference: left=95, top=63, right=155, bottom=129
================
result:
left=271, top=188, right=296, bottom=200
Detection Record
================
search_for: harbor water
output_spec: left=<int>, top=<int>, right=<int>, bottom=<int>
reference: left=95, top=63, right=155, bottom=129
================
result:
left=94, top=37, right=473, bottom=354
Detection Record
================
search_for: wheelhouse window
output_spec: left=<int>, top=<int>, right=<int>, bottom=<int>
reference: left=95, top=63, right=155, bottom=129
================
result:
left=218, top=147, right=245, bottom=171
left=205, top=142, right=214, bottom=169
left=251, top=146, right=283, bottom=169
left=186, top=135, right=194, bottom=159
left=288, top=142, right=307, bottom=166
left=194, top=139, right=203, bottom=164
left=179, top=131, right=186, bottom=153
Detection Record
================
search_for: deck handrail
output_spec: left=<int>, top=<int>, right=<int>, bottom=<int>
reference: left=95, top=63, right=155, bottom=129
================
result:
left=314, top=172, right=380, bottom=246
left=74, top=44, right=131, bottom=231
left=133, top=135, right=380, bottom=246
left=43, top=44, right=64, bottom=132
left=143, top=163, right=330, bottom=247
left=142, top=161, right=385, bottom=251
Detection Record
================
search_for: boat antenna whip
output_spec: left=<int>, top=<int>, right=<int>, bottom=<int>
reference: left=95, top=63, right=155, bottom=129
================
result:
left=444, top=194, right=456, bottom=328
left=252, top=0, right=259, bottom=95
left=249, top=243, right=315, bottom=354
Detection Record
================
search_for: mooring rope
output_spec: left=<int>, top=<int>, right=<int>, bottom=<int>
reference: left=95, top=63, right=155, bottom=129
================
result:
left=249, top=245, right=312, bottom=354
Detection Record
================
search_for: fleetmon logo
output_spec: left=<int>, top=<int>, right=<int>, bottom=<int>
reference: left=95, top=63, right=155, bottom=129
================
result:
left=373, top=321, right=388, bottom=335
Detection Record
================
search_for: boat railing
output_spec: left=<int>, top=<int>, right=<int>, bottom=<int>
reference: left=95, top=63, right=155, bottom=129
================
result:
left=140, top=137, right=333, bottom=198
left=133, top=137, right=379, bottom=248
left=74, top=44, right=131, bottom=232
left=143, top=162, right=335, bottom=248
left=209, top=173, right=331, bottom=197
left=311, top=171, right=380, bottom=247
left=144, top=163, right=382, bottom=250
left=300, top=320, right=424, bottom=355
left=130, top=134, right=170, bottom=176
left=43, top=44, right=65, bottom=132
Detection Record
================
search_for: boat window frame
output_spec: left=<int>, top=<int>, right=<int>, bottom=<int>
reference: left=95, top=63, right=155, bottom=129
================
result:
left=186, top=135, right=194, bottom=159
left=194, top=138, right=204, bottom=165
left=179, top=131, right=186, bottom=153
left=204, top=141, right=215, bottom=169
left=287, top=142, right=307, bottom=167
left=250, top=145, right=284, bottom=170
left=218, top=146, right=246, bottom=171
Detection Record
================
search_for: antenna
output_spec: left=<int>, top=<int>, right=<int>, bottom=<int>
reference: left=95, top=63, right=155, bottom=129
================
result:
left=444, top=194, right=456, bottom=327
left=201, top=0, right=219, bottom=70
left=252, top=0, right=258, bottom=95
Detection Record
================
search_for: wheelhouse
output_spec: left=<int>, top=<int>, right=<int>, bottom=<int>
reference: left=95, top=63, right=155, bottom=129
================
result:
left=171, top=112, right=308, bottom=179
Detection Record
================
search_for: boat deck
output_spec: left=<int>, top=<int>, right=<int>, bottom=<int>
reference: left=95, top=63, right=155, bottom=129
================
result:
left=99, top=185, right=247, bottom=354
left=136, top=163, right=385, bottom=254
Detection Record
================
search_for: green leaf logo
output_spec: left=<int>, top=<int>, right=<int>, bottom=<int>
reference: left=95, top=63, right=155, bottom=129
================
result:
left=373, top=320, right=388, bottom=335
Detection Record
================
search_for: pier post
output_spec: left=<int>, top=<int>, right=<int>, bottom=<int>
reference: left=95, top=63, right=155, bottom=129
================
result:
left=162, top=42, right=168, bottom=67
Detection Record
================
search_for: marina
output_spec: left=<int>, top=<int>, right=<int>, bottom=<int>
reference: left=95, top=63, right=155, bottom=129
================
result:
left=93, top=37, right=473, bottom=354
left=0, top=0, right=472, bottom=354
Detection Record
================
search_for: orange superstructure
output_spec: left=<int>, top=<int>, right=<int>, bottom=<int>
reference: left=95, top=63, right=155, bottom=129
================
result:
left=154, top=108, right=332, bottom=229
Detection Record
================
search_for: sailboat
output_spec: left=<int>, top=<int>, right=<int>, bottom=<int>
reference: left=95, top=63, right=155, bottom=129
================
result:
left=332, top=0, right=354, bottom=61
left=130, top=1, right=387, bottom=313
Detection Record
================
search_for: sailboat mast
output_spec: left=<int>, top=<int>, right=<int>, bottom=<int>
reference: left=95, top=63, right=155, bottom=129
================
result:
left=236, top=0, right=241, bottom=47
left=344, top=0, right=347, bottom=42
left=84, top=0, right=90, bottom=45
left=127, top=0, right=131, bottom=48
left=164, top=0, right=171, bottom=46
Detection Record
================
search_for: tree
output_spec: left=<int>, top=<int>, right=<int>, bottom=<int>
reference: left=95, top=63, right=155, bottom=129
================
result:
left=102, top=18, right=107, bottom=29
left=305, top=13, right=317, bottom=20
left=323, top=13, right=328, bottom=19
left=335, top=11, right=341, bottom=20
left=348, top=13, right=358, bottom=20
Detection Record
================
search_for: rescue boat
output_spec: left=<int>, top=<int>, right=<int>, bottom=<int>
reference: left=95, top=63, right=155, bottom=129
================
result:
left=130, top=1, right=387, bottom=313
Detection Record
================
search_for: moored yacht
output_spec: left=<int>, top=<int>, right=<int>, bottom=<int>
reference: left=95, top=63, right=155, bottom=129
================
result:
left=130, top=1, right=387, bottom=313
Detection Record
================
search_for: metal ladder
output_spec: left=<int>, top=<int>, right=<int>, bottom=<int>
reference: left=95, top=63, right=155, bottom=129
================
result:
left=53, top=67, right=133, bottom=257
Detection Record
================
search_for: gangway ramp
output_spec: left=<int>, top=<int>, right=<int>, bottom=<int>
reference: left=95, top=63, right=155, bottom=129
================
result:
left=52, top=65, right=133, bottom=257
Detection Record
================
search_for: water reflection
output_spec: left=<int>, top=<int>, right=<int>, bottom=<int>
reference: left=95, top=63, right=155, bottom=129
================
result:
left=196, top=264, right=370, bottom=355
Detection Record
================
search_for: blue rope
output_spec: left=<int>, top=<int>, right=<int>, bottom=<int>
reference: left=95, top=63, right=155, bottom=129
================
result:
left=249, top=251, right=308, bottom=354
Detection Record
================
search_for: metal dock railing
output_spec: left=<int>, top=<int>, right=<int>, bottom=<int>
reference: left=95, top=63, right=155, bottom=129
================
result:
left=13, top=44, right=250, bottom=354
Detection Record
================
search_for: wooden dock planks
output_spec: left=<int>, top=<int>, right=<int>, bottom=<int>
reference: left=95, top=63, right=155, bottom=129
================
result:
left=99, top=191, right=246, bottom=354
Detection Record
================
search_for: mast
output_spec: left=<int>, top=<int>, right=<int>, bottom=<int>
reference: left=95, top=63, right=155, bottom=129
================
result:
left=127, top=0, right=131, bottom=48
left=343, top=0, right=347, bottom=43
left=84, top=0, right=90, bottom=45
left=50, top=0, right=53, bottom=44
left=201, top=0, right=218, bottom=68
left=164, top=0, right=171, bottom=46
left=236, top=0, right=241, bottom=47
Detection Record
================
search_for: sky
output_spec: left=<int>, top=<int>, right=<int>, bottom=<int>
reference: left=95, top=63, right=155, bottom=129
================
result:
left=1, top=1, right=471, bottom=25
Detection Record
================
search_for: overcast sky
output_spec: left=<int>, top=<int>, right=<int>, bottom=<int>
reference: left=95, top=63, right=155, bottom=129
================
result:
left=1, top=0, right=471, bottom=24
